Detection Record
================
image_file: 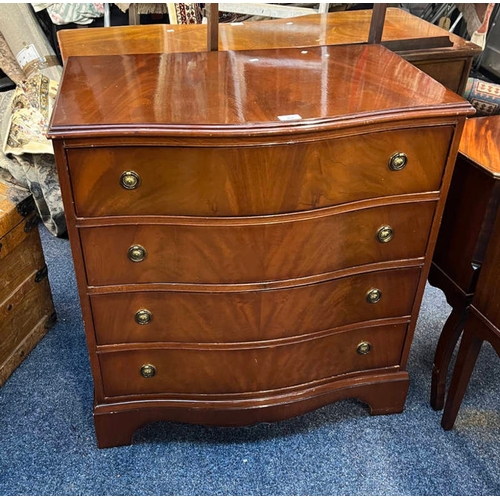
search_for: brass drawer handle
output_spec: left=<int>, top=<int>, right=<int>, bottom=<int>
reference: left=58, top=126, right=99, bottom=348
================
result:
left=356, top=341, right=372, bottom=355
left=135, top=309, right=152, bottom=325
left=140, top=364, right=157, bottom=378
left=120, top=170, right=140, bottom=190
left=128, top=244, right=146, bottom=262
left=377, top=225, right=394, bottom=243
left=366, top=288, right=382, bottom=304
left=389, top=152, right=407, bottom=171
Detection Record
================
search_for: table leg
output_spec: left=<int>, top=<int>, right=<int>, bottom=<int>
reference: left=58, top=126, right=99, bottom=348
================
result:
left=430, top=306, right=469, bottom=410
left=441, top=325, right=483, bottom=430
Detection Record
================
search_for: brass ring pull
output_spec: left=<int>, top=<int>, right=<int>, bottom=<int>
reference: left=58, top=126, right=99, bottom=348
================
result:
left=366, top=288, right=382, bottom=304
left=140, top=364, right=157, bottom=378
left=120, top=170, right=140, bottom=190
left=377, top=225, right=394, bottom=243
left=135, top=309, right=152, bottom=325
left=356, top=341, right=372, bottom=355
left=389, top=152, right=408, bottom=171
left=128, top=244, right=146, bottom=262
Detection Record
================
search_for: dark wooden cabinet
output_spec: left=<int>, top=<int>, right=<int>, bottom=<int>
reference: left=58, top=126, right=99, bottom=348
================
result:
left=438, top=117, right=500, bottom=429
left=429, top=116, right=500, bottom=415
left=49, top=44, right=473, bottom=448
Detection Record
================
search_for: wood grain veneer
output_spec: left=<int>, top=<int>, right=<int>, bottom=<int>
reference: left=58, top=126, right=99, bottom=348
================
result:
left=90, top=267, right=420, bottom=344
left=67, top=127, right=453, bottom=217
left=98, top=322, right=408, bottom=397
left=79, top=201, right=436, bottom=286
left=457, top=116, right=500, bottom=178
left=49, top=43, right=474, bottom=447
left=57, top=8, right=480, bottom=93
left=50, top=46, right=468, bottom=137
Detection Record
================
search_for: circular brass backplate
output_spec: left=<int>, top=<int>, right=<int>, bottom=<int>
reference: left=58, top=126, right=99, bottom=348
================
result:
left=135, top=309, right=152, bottom=325
left=120, top=170, right=140, bottom=190
left=389, top=152, right=408, bottom=171
left=128, top=244, right=146, bottom=262
left=356, top=341, right=372, bottom=355
left=366, top=288, right=382, bottom=304
left=140, top=364, right=157, bottom=378
left=377, top=225, right=394, bottom=243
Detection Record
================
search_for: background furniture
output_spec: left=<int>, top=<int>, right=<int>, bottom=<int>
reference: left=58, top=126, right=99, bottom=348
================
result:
left=49, top=42, right=473, bottom=447
left=440, top=118, right=500, bottom=428
left=0, top=182, right=56, bottom=385
left=56, top=7, right=481, bottom=95
left=429, top=115, right=500, bottom=411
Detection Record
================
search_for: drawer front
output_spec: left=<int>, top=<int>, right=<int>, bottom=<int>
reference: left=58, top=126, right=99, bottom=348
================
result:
left=68, top=126, right=452, bottom=217
left=91, top=267, right=420, bottom=344
left=80, top=201, right=436, bottom=285
left=98, top=323, right=407, bottom=397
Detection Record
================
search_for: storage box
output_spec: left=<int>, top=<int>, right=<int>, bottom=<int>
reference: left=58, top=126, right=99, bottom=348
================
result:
left=0, top=181, right=56, bottom=386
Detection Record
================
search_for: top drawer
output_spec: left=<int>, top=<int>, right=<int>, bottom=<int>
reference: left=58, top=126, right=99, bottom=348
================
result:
left=67, top=126, right=453, bottom=217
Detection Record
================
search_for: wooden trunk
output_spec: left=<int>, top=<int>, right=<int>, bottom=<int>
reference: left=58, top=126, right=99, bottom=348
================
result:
left=0, top=182, right=56, bottom=386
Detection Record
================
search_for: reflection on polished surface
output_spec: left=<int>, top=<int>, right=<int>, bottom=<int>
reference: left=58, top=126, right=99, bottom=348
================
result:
left=217, top=8, right=471, bottom=52
left=58, top=8, right=478, bottom=62
left=51, top=44, right=466, bottom=135
left=458, top=116, right=500, bottom=177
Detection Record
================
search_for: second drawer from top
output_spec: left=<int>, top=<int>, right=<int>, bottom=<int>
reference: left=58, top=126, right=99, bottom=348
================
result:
left=80, top=200, right=436, bottom=286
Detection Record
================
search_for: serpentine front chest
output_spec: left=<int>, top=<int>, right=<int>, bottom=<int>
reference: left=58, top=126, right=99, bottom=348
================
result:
left=49, top=44, right=474, bottom=447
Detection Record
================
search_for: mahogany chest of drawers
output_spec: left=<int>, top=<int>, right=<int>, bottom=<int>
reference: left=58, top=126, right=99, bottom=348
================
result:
left=49, top=44, right=473, bottom=447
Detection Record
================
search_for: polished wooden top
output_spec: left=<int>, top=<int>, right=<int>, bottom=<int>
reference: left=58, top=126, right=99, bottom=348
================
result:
left=459, top=116, right=500, bottom=179
left=49, top=44, right=473, bottom=139
left=57, top=8, right=480, bottom=63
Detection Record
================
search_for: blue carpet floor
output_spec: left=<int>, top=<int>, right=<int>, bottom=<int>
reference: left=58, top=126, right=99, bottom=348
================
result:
left=1, top=225, right=499, bottom=495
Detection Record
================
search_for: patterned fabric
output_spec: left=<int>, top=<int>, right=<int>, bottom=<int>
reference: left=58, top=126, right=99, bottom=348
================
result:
left=167, top=3, right=203, bottom=24
left=31, top=3, right=105, bottom=25
left=0, top=4, right=62, bottom=83
left=115, top=3, right=169, bottom=15
left=464, top=78, right=500, bottom=116
left=3, top=74, right=58, bottom=155
left=0, top=95, right=31, bottom=205
left=0, top=32, right=25, bottom=84
left=0, top=84, right=65, bottom=236
left=0, top=152, right=65, bottom=236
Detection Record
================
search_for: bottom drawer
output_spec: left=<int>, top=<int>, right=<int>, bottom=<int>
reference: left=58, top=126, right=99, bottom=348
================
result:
left=98, top=323, right=407, bottom=397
